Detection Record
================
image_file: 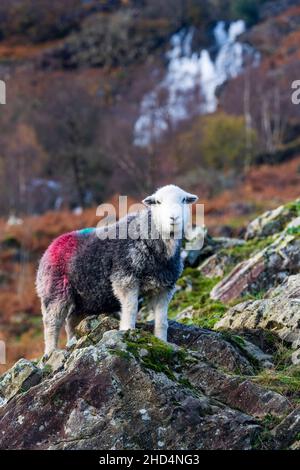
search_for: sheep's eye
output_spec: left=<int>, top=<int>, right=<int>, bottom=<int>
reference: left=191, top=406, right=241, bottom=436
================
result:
left=156, top=200, right=161, bottom=205
left=182, top=198, right=186, bottom=203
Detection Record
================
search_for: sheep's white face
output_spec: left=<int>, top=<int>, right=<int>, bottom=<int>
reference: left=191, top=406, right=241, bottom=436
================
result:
left=143, top=185, right=198, bottom=239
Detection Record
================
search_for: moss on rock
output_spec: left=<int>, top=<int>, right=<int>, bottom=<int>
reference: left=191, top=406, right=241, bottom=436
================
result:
left=124, top=330, right=194, bottom=380
left=169, top=268, right=227, bottom=328
left=219, top=235, right=275, bottom=275
left=252, top=365, right=300, bottom=404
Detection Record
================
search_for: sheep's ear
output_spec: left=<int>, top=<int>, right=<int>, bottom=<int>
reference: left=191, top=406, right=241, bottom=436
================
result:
left=185, top=193, right=198, bottom=204
left=142, top=195, right=156, bottom=206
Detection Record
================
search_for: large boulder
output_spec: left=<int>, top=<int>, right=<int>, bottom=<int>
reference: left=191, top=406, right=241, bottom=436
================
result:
left=0, top=359, right=42, bottom=407
left=0, top=316, right=294, bottom=450
left=215, top=274, right=300, bottom=348
left=245, top=201, right=300, bottom=240
left=211, top=218, right=300, bottom=303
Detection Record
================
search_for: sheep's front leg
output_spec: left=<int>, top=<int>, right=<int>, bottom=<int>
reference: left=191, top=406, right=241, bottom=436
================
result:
left=152, top=288, right=175, bottom=342
left=113, top=283, right=139, bottom=331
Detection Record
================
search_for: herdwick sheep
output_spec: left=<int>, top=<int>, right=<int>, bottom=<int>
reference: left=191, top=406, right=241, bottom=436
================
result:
left=36, top=185, right=198, bottom=355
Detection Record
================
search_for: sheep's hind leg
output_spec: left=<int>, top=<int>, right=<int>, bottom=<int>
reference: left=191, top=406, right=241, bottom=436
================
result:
left=112, top=282, right=139, bottom=331
left=65, top=313, right=84, bottom=348
left=42, top=301, right=68, bottom=356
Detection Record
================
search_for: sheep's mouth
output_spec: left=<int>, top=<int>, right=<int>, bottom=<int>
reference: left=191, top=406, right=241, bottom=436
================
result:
left=169, top=227, right=182, bottom=238
left=170, top=223, right=182, bottom=232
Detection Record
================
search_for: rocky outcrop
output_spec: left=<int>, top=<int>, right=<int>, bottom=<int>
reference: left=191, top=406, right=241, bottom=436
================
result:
left=182, top=231, right=245, bottom=268
left=215, top=274, right=300, bottom=349
left=211, top=217, right=300, bottom=303
left=2, top=198, right=300, bottom=450
left=245, top=201, right=300, bottom=240
left=0, top=359, right=42, bottom=407
left=0, top=316, right=295, bottom=450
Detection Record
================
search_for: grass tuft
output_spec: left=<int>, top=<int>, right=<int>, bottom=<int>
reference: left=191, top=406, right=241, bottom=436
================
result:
left=169, top=268, right=227, bottom=328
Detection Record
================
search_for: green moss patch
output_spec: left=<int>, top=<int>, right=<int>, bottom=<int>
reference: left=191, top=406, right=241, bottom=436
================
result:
left=124, top=330, right=192, bottom=380
left=220, top=236, right=275, bottom=275
left=285, top=200, right=300, bottom=217
left=252, top=364, right=300, bottom=403
left=237, top=335, right=300, bottom=403
left=169, top=268, right=227, bottom=328
left=286, top=226, right=300, bottom=236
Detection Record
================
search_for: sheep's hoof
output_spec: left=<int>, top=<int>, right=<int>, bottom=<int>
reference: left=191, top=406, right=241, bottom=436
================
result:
left=37, top=352, right=51, bottom=367
left=41, top=348, right=60, bottom=362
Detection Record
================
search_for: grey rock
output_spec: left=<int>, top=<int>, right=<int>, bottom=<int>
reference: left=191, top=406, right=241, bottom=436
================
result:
left=0, top=319, right=293, bottom=450
left=245, top=203, right=299, bottom=240
left=291, top=348, right=300, bottom=365
left=211, top=219, right=300, bottom=303
left=44, top=349, right=70, bottom=373
left=271, top=408, right=300, bottom=449
left=198, top=252, right=232, bottom=278
left=234, top=337, right=274, bottom=369
left=183, top=230, right=244, bottom=268
left=0, top=359, right=42, bottom=406
left=175, top=306, right=195, bottom=322
left=215, top=274, right=300, bottom=346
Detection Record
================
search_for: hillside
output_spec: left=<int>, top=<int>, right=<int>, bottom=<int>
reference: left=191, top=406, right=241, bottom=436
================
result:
left=0, top=153, right=300, bottom=373
left=0, top=0, right=300, bottom=215
left=1, top=197, right=300, bottom=449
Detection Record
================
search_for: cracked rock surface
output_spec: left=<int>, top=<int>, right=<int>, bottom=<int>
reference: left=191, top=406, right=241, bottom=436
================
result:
left=0, top=316, right=297, bottom=450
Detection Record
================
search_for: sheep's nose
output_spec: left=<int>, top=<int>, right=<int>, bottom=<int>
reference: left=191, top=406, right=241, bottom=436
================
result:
left=170, top=216, right=179, bottom=223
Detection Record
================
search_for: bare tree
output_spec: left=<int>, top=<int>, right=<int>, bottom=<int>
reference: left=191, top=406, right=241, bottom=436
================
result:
left=34, top=81, right=111, bottom=207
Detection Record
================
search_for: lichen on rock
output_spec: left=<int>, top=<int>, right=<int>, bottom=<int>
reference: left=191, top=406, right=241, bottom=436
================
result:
left=215, top=273, right=300, bottom=347
left=210, top=219, right=300, bottom=303
left=0, top=359, right=42, bottom=407
left=245, top=200, right=300, bottom=240
left=0, top=312, right=298, bottom=450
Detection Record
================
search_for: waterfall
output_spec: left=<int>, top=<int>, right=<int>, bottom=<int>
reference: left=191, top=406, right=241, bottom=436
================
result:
left=134, top=20, right=260, bottom=147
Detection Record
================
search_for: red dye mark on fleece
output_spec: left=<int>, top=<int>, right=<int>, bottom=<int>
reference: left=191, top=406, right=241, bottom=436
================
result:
left=48, top=232, right=78, bottom=287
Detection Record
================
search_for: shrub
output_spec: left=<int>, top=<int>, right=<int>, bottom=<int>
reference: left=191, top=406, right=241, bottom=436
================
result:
left=200, top=112, right=257, bottom=172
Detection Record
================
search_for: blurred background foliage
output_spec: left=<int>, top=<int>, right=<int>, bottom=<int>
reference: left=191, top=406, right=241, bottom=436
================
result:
left=0, top=0, right=298, bottom=215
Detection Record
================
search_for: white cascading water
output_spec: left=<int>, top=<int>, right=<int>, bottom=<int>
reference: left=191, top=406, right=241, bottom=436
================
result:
left=134, top=20, right=260, bottom=147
